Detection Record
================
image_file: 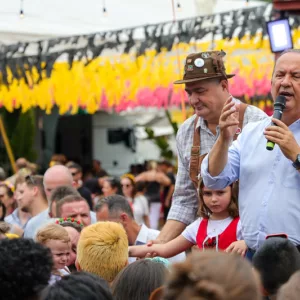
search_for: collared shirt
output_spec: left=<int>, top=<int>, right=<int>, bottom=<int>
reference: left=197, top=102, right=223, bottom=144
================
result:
left=201, top=117, right=300, bottom=250
left=128, top=224, right=186, bottom=264
left=168, top=100, right=267, bottom=225
left=4, top=208, right=30, bottom=229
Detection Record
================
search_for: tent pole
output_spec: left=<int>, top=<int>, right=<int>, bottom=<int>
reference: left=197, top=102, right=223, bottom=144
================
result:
left=0, top=115, right=17, bottom=174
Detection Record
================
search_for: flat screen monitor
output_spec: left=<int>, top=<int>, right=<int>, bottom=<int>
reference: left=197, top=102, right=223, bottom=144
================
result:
left=266, top=18, right=293, bottom=53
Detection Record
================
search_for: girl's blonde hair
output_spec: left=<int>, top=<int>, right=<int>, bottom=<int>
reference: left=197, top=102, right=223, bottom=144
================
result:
left=36, top=223, right=70, bottom=245
left=198, top=179, right=239, bottom=219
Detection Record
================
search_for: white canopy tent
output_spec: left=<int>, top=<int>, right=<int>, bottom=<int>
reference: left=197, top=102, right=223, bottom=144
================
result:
left=0, top=0, right=265, bottom=44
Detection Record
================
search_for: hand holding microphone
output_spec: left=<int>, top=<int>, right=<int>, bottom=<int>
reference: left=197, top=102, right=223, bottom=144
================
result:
left=264, top=95, right=300, bottom=163
left=266, top=95, right=286, bottom=151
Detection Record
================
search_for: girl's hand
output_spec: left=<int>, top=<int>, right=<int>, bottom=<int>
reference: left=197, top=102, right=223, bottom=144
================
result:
left=225, top=240, right=247, bottom=257
left=128, top=245, right=157, bottom=258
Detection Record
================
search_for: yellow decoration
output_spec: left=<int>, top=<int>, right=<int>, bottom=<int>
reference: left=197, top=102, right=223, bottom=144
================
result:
left=0, top=30, right=299, bottom=114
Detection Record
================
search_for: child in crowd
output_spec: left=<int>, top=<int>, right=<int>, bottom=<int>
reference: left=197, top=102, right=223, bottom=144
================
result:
left=129, top=180, right=247, bottom=258
left=36, top=223, right=71, bottom=284
left=56, top=217, right=83, bottom=272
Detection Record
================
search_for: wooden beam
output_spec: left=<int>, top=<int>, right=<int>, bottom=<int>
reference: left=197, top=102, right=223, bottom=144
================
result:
left=273, top=0, right=300, bottom=11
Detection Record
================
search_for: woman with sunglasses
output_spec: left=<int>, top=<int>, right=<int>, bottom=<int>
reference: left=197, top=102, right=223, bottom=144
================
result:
left=121, top=174, right=150, bottom=227
left=120, top=174, right=136, bottom=203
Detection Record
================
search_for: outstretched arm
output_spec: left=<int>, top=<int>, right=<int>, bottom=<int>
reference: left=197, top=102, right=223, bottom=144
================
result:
left=129, top=235, right=193, bottom=259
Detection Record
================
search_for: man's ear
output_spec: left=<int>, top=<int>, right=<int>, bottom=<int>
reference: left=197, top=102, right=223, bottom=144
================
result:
left=120, top=213, right=129, bottom=223
left=75, top=260, right=81, bottom=271
left=220, top=79, right=228, bottom=92
left=32, top=186, right=39, bottom=197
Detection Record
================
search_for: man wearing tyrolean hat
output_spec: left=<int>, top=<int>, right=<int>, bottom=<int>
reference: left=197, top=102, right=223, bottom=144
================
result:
left=153, top=50, right=268, bottom=244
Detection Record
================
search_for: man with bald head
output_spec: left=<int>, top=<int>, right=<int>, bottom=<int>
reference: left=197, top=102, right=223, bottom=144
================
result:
left=24, top=165, right=73, bottom=238
left=24, top=165, right=98, bottom=238
left=43, top=165, right=73, bottom=200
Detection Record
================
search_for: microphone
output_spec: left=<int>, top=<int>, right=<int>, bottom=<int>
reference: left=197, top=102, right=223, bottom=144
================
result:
left=266, top=95, right=286, bottom=151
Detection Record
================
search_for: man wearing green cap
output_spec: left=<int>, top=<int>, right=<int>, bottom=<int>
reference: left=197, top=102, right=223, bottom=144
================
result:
left=155, top=50, right=267, bottom=244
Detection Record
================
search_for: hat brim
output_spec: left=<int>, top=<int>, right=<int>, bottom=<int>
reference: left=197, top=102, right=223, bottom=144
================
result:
left=174, top=74, right=235, bottom=84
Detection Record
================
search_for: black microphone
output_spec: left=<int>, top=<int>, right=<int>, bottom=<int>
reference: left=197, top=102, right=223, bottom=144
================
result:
left=266, top=95, right=286, bottom=151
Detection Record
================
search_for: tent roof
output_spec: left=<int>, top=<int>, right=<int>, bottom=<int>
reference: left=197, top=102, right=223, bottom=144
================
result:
left=0, top=0, right=265, bottom=44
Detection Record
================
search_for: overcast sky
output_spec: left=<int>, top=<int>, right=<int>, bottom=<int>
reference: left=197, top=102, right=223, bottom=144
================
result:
left=0, top=0, right=266, bottom=44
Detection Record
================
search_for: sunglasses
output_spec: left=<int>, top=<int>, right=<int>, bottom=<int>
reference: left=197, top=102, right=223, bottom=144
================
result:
left=121, top=184, right=131, bottom=188
left=25, top=175, right=35, bottom=185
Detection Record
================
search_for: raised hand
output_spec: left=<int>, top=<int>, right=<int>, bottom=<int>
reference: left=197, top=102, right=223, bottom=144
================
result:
left=219, top=96, right=240, bottom=142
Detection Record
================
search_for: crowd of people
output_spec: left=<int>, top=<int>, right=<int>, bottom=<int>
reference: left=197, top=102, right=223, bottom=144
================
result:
left=1, top=49, right=300, bottom=300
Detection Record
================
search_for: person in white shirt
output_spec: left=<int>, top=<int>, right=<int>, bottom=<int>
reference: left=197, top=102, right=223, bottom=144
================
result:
left=120, top=174, right=150, bottom=226
left=133, top=181, right=150, bottom=227
left=95, top=194, right=185, bottom=264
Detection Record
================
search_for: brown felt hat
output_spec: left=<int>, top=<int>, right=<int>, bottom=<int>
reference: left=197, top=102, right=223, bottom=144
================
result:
left=174, top=50, right=235, bottom=84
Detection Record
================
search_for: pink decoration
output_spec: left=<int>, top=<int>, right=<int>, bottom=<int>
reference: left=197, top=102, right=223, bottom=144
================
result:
left=99, top=90, right=109, bottom=110
left=96, top=72, right=271, bottom=111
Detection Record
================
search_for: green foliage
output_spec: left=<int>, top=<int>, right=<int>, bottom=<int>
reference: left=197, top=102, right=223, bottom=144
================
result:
left=144, top=109, right=179, bottom=161
left=144, top=127, right=174, bottom=160
left=165, top=110, right=178, bottom=137
left=0, top=108, right=37, bottom=164
left=10, top=109, right=37, bottom=162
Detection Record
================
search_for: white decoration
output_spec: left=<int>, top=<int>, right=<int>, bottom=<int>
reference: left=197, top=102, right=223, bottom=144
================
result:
left=194, top=58, right=205, bottom=68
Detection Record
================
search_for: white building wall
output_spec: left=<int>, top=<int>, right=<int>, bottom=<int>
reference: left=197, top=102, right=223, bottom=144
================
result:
left=92, top=111, right=176, bottom=176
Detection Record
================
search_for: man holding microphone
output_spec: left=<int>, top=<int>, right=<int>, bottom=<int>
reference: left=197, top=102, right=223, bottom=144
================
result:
left=201, top=49, right=300, bottom=256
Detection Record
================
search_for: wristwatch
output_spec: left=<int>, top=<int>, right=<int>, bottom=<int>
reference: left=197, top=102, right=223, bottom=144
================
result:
left=292, top=154, right=300, bottom=170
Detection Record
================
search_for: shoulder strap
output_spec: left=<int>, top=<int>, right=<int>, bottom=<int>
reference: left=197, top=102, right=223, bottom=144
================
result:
left=189, top=116, right=201, bottom=188
left=234, top=103, right=248, bottom=140
left=190, top=104, right=248, bottom=187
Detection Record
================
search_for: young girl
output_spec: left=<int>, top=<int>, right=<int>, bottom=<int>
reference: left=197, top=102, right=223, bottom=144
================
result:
left=36, top=223, right=71, bottom=284
left=129, top=180, right=247, bottom=259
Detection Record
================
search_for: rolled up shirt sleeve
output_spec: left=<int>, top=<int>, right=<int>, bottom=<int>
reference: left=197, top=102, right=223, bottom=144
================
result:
left=201, top=137, right=241, bottom=189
